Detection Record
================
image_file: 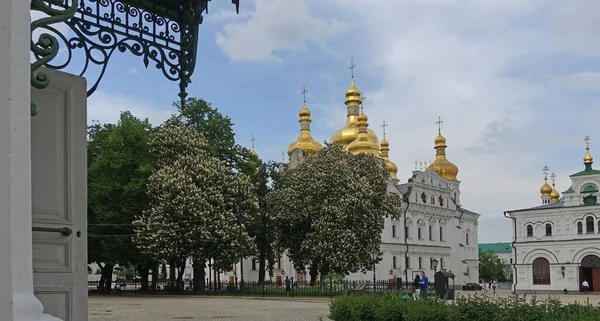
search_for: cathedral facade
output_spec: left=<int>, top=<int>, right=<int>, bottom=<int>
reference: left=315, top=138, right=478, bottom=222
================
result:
left=506, top=137, right=600, bottom=293
left=240, top=64, right=480, bottom=285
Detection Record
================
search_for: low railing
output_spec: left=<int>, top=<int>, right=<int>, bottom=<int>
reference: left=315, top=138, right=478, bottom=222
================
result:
left=88, top=278, right=440, bottom=298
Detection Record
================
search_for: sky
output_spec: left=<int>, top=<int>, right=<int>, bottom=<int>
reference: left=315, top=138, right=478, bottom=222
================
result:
left=50, top=0, right=600, bottom=243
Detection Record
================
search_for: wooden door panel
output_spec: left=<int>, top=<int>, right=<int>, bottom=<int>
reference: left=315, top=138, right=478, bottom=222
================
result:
left=31, top=68, right=87, bottom=321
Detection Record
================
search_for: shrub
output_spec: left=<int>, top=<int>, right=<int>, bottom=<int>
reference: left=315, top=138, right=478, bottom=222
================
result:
left=329, top=294, right=600, bottom=321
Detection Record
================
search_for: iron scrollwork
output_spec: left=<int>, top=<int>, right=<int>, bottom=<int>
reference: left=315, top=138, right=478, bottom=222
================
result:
left=30, top=0, right=240, bottom=115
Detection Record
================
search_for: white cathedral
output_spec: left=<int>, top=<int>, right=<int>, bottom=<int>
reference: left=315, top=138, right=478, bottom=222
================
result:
left=236, top=63, right=481, bottom=286
left=506, top=136, right=600, bottom=293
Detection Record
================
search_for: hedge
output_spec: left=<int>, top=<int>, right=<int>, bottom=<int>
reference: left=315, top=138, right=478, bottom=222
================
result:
left=329, top=293, right=600, bottom=321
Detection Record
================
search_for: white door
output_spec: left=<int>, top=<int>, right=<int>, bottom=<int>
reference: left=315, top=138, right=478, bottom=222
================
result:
left=31, top=68, right=88, bottom=321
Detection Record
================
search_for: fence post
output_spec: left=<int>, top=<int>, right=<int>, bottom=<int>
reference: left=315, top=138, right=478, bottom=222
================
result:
left=291, top=277, right=294, bottom=298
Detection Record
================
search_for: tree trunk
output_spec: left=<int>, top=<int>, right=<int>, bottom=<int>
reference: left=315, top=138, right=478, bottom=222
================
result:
left=213, top=267, right=218, bottom=291
left=137, top=265, right=150, bottom=293
left=192, top=259, right=206, bottom=293
left=309, top=265, right=319, bottom=286
left=96, top=262, right=105, bottom=292
left=101, top=263, right=115, bottom=293
left=320, top=265, right=330, bottom=281
left=151, top=262, right=158, bottom=293
left=258, top=247, right=266, bottom=283
left=169, top=261, right=176, bottom=289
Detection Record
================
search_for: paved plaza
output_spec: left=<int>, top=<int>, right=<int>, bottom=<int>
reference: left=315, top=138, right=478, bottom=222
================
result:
left=89, top=296, right=331, bottom=321
left=89, top=291, right=600, bottom=321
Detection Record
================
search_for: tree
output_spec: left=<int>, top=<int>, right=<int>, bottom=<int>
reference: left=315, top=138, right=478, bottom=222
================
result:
left=169, top=97, right=252, bottom=171
left=87, top=112, right=153, bottom=292
left=134, top=125, right=257, bottom=292
left=246, top=160, right=281, bottom=283
left=478, top=250, right=511, bottom=282
left=269, top=144, right=402, bottom=284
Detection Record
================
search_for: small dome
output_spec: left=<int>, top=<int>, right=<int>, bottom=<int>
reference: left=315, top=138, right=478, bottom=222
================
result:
left=550, top=185, right=560, bottom=201
left=299, top=104, right=311, bottom=118
left=380, top=137, right=390, bottom=149
left=540, top=177, right=552, bottom=196
left=584, top=145, right=593, bottom=164
left=434, top=132, right=447, bottom=148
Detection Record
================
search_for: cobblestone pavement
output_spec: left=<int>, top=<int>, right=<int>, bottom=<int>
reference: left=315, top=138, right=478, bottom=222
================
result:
left=89, top=296, right=331, bottom=321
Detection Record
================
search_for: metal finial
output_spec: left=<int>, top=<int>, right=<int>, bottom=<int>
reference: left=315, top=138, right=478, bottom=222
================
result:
left=550, top=172, right=556, bottom=183
left=251, top=134, right=256, bottom=149
left=301, top=86, right=308, bottom=103
left=436, top=117, right=444, bottom=133
left=585, top=135, right=591, bottom=148
left=381, top=120, right=388, bottom=138
left=349, top=58, right=356, bottom=78
left=542, top=165, right=549, bottom=177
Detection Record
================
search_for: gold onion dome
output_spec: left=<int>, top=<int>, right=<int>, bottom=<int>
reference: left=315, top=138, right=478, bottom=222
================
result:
left=540, top=175, right=552, bottom=196
left=347, top=109, right=381, bottom=157
left=550, top=183, right=560, bottom=202
left=584, top=145, right=593, bottom=164
left=330, top=60, right=379, bottom=150
left=380, top=136, right=399, bottom=180
left=287, top=100, right=323, bottom=158
left=250, top=134, right=258, bottom=157
left=426, top=125, right=459, bottom=180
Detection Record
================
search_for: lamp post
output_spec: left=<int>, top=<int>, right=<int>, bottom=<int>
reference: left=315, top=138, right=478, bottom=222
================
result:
left=432, top=258, right=439, bottom=274
left=371, top=252, right=378, bottom=293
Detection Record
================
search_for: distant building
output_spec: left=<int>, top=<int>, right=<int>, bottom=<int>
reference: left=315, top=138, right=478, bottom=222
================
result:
left=505, top=137, right=600, bottom=292
left=479, top=242, right=513, bottom=281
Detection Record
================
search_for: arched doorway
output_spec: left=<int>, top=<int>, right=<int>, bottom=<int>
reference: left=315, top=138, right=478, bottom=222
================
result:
left=579, top=254, right=600, bottom=292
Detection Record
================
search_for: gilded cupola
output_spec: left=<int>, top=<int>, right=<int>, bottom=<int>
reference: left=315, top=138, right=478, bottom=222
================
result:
left=540, top=165, right=552, bottom=198
left=379, top=121, right=398, bottom=180
left=549, top=172, right=560, bottom=203
left=584, top=135, right=593, bottom=170
left=426, top=117, right=459, bottom=180
left=286, top=87, right=323, bottom=159
left=330, top=59, right=379, bottom=150
left=251, top=134, right=258, bottom=157
left=347, top=108, right=381, bottom=158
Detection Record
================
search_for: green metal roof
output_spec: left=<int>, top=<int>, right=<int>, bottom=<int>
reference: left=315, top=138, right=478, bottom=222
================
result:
left=570, top=169, right=600, bottom=177
left=563, top=186, right=574, bottom=193
left=479, top=242, right=512, bottom=254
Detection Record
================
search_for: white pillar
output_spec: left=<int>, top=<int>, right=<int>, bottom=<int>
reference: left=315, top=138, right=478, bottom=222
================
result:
left=0, top=1, right=60, bottom=320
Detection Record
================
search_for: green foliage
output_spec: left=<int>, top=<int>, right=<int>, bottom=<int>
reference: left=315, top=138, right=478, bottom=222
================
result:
left=133, top=124, right=258, bottom=271
left=169, top=97, right=252, bottom=171
left=329, top=294, right=600, bottom=321
left=87, top=111, right=153, bottom=266
left=115, top=265, right=135, bottom=280
left=269, top=144, right=403, bottom=277
left=479, top=249, right=511, bottom=282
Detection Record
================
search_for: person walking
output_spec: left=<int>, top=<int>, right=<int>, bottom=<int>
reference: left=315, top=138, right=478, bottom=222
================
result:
left=413, top=274, right=421, bottom=300
left=582, top=279, right=590, bottom=294
left=419, top=271, right=429, bottom=300
left=285, top=276, right=291, bottom=296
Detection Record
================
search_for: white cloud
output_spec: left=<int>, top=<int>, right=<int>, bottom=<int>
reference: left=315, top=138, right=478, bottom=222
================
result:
left=551, top=72, right=600, bottom=92
left=87, top=91, right=173, bottom=125
left=215, top=0, right=348, bottom=62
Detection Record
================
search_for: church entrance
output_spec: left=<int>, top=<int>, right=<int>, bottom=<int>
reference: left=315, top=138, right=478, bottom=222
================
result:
left=579, top=255, right=600, bottom=292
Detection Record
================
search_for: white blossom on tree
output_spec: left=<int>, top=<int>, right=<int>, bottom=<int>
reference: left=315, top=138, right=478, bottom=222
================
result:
left=134, top=125, right=257, bottom=282
left=269, top=144, right=402, bottom=282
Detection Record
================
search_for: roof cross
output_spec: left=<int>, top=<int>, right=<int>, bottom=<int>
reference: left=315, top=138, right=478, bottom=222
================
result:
left=542, top=165, right=549, bottom=177
left=381, top=120, right=388, bottom=137
left=251, top=134, right=255, bottom=149
left=550, top=172, right=556, bottom=184
left=436, top=117, right=443, bottom=133
left=301, top=86, right=308, bottom=102
left=585, top=135, right=591, bottom=148
left=349, top=58, right=356, bottom=78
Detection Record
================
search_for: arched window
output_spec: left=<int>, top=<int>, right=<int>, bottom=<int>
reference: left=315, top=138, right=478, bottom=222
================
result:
left=545, top=224, right=552, bottom=236
left=526, top=225, right=533, bottom=237
left=577, top=222, right=583, bottom=234
left=466, top=233, right=470, bottom=245
left=532, top=257, right=550, bottom=285
left=586, top=217, right=594, bottom=234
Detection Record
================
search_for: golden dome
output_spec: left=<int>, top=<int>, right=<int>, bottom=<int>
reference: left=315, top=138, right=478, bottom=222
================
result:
left=426, top=129, right=459, bottom=180
left=287, top=101, right=323, bottom=158
left=251, top=134, right=258, bottom=157
left=380, top=136, right=399, bottom=180
left=347, top=110, right=381, bottom=157
left=331, top=61, right=379, bottom=150
left=540, top=176, right=552, bottom=196
left=584, top=145, right=593, bottom=164
left=550, top=183, right=560, bottom=202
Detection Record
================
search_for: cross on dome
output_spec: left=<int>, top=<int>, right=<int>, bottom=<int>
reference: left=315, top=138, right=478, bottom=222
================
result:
left=381, top=120, right=388, bottom=137
left=585, top=135, right=591, bottom=147
left=550, top=172, right=556, bottom=183
left=301, top=86, right=308, bottom=102
left=436, top=117, right=443, bottom=133
left=542, top=165, right=549, bottom=177
left=349, top=58, right=356, bottom=78
left=251, top=134, right=256, bottom=148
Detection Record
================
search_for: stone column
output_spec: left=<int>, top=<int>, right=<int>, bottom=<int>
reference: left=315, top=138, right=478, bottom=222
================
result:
left=0, top=1, right=60, bottom=320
